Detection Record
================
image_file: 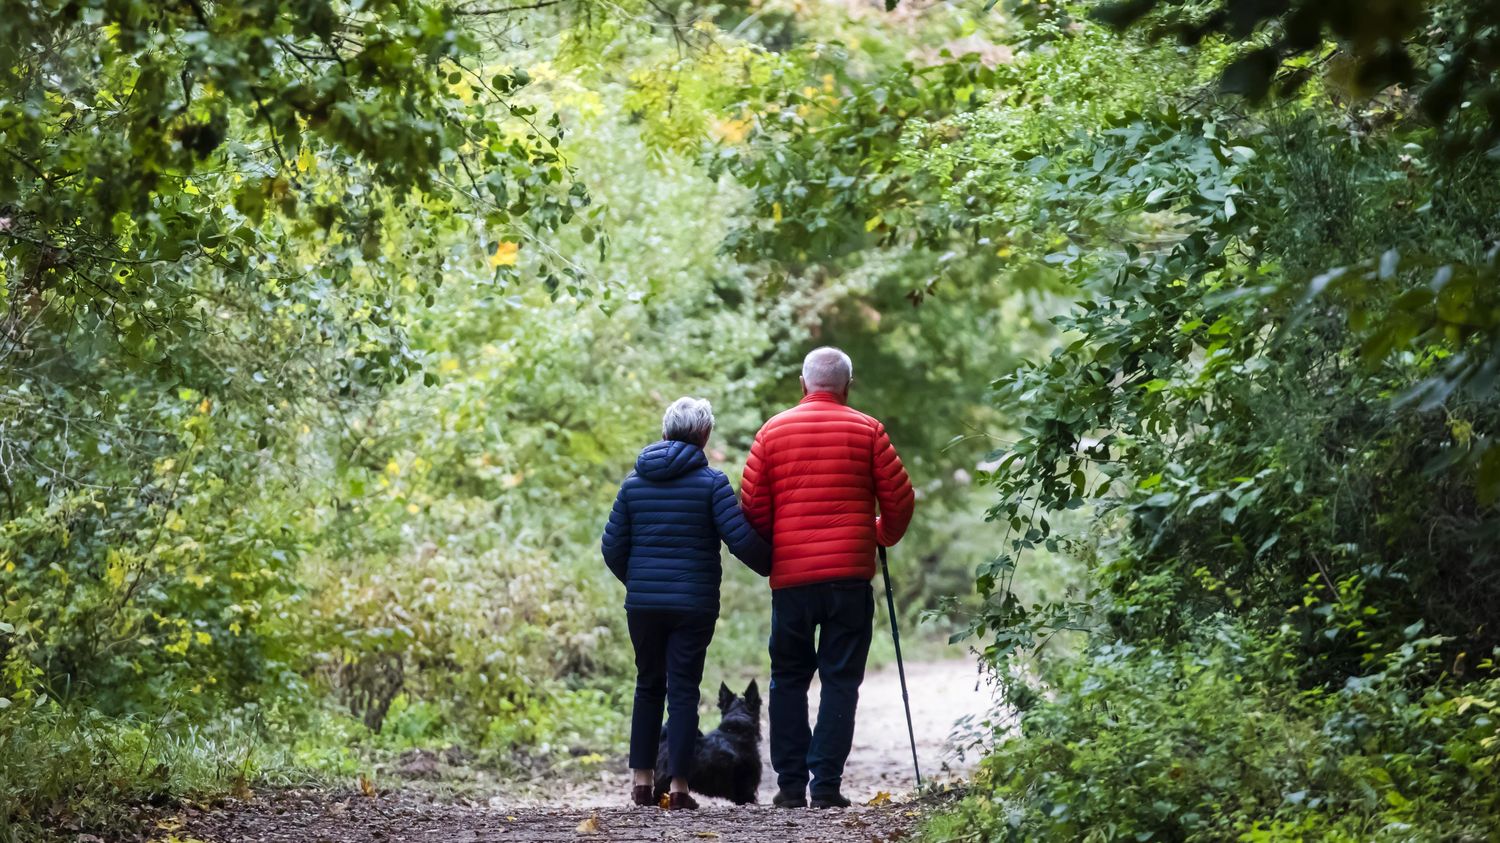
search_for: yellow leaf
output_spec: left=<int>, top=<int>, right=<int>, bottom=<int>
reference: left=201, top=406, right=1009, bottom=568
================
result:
left=489, top=241, right=519, bottom=268
left=359, top=774, right=377, bottom=797
left=197, top=398, right=211, bottom=414
left=866, top=791, right=893, bottom=806
left=406, top=503, right=420, bottom=515
left=194, top=631, right=212, bottom=647
left=439, top=358, right=460, bottom=374
left=865, top=214, right=882, bottom=232
left=182, top=179, right=200, bottom=196
left=105, top=550, right=127, bottom=588
left=385, top=460, right=401, bottom=477
left=296, top=146, right=316, bottom=173
left=772, top=202, right=783, bottom=223
left=575, top=815, right=601, bottom=834
left=996, top=246, right=1013, bottom=258
left=712, top=117, right=751, bottom=144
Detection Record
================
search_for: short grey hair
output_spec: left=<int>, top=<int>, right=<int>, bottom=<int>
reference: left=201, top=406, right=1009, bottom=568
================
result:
left=662, top=396, right=715, bottom=446
left=802, top=346, right=853, bottom=392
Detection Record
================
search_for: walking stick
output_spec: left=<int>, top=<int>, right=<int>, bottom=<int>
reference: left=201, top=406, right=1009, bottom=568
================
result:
left=878, top=545, right=923, bottom=789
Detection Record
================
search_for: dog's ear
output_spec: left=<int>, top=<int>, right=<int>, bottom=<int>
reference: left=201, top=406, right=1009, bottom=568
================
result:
left=744, top=679, right=760, bottom=708
left=718, top=681, right=734, bottom=709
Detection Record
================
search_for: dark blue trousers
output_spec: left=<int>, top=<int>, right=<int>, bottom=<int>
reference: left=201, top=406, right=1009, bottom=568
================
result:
left=627, top=610, right=716, bottom=778
left=768, top=579, right=874, bottom=798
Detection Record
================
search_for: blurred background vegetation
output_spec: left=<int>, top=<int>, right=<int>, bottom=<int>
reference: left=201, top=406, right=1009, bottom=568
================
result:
left=4, top=0, right=1499, bottom=839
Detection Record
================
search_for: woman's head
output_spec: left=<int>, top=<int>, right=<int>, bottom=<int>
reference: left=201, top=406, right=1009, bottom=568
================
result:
left=662, top=396, right=715, bottom=447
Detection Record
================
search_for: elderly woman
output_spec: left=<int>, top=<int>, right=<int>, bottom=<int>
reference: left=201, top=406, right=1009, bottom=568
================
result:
left=602, top=397, right=770, bottom=810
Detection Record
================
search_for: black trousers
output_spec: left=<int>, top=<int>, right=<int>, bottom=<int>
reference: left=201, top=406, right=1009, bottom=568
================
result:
left=627, top=610, right=717, bottom=779
left=768, top=579, right=874, bottom=797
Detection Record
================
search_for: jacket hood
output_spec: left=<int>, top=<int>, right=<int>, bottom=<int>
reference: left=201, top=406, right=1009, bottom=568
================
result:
left=636, top=439, right=708, bottom=481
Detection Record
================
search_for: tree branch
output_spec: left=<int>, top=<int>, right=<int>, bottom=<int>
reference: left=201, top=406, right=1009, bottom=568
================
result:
left=455, top=0, right=567, bottom=15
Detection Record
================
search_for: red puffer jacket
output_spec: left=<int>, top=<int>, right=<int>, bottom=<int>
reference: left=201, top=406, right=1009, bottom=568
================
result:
left=739, top=392, right=915, bottom=589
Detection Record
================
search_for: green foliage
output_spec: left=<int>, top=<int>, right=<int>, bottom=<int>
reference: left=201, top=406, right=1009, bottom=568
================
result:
left=704, top=2, right=1500, bottom=838
left=930, top=614, right=1500, bottom=842
left=828, top=7, right=1500, bottom=841
left=0, top=0, right=587, bottom=725
left=969, top=104, right=1500, bottom=667
left=3, top=3, right=1016, bottom=834
left=0, top=701, right=293, bottom=835
left=2, top=0, right=578, bottom=365
left=1082, top=0, right=1500, bottom=134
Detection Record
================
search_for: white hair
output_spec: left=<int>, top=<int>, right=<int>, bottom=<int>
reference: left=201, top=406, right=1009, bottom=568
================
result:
left=662, top=396, right=715, bottom=446
left=801, top=347, right=853, bottom=392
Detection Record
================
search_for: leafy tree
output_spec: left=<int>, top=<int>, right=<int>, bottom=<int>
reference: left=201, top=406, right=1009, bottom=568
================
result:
left=0, top=0, right=586, bottom=716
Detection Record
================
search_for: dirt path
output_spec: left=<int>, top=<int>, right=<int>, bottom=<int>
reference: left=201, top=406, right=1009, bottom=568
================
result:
left=177, top=660, right=996, bottom=843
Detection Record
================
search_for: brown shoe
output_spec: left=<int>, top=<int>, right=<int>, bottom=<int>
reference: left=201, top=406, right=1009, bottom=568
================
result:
left=632, top=785, right=655, bottom=807
left=667, top=791, right=699, bottom=811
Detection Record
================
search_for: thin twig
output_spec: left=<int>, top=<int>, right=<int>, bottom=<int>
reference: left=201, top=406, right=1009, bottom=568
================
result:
left=455, top=0, right=567, bottom=15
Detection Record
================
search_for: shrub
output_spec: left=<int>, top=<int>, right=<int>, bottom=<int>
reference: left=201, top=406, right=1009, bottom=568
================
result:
left=931, top=611, right=1500, bottom=842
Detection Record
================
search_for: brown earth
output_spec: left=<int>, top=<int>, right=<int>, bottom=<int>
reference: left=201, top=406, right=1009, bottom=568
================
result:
left=170, top=660, right=997, bottom=843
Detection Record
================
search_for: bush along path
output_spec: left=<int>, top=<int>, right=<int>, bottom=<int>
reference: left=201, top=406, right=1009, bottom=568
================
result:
left=159, top=660, right=995, bottom=843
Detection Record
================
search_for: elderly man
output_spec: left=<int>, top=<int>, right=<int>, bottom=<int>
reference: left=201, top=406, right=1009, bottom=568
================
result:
left=739, top=347, right=915, bottom=808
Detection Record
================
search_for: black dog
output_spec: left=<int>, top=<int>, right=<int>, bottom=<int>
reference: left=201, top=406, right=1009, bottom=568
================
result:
left=653, top=679, right=762, bottom=805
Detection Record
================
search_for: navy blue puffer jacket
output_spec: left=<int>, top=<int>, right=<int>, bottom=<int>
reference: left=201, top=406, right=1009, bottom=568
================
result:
left=601, top=440, right=771, bottom=614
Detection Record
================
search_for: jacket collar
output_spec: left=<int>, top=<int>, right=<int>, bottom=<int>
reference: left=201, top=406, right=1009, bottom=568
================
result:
left=799, top=391, right=846, bottom=405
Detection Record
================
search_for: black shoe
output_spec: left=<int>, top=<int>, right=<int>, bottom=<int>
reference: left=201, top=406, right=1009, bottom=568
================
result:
left=810, top=792, right=851, bottom=809
left=772, top=789, right=807, bottom=809
left=668, top=791, right=700, bottom=810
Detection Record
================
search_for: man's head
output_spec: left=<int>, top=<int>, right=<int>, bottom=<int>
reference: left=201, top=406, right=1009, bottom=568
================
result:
left=662, top=396, right=715, bottom=447
left=800, top=346, right=853, bottom=401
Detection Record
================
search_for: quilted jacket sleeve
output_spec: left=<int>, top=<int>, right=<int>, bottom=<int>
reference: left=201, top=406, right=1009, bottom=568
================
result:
left=711, top=473, right=772, bottom=577
left=601, top=483, right=631, bottom=584
left=739, top=426, right=773, bottom=540
left=872, top=422, right=915, bottom=547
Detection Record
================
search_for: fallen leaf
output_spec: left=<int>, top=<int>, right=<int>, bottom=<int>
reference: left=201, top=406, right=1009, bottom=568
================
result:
left=358, top=774, right=377, bottom=797
left=866, top=790, right=892, bottom=807
left=658, top=793, right=671, bottom=809
left=694, top=833, right=720, bottom=839
left=576, top=814, right=601, bottom=834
